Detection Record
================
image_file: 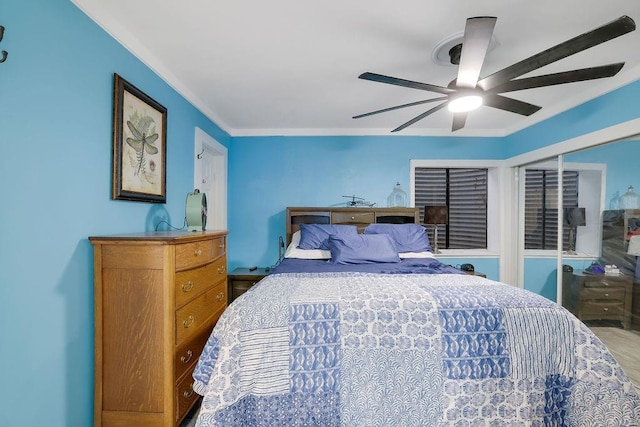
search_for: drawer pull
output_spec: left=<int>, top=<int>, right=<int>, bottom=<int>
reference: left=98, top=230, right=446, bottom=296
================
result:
left=604, top=293, right=609, bottom=297
left=219, top=242, right=225, bottom=249
left=351, top=216, right=355, bottom=220
left=183, top=389, right=194, bottom=399
left=603, top=307, right=609, bottom=312
left=194, top=248, right=202, bottom=256
left=217, top=265, right=226, bottom=274
left=216, top=292, right=225, bottom=301
left=180, top=350, right=193, bottom=364
left=181, top=281, right=194, bottom=292
left=182, top=315, right=195, bottom=328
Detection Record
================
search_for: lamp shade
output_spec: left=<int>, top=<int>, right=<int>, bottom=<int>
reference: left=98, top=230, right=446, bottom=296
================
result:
left=563, top=207, right=586, bottom=227
left=627, top=235, right=640, bottom=256
left=424, top=205, right=448, bottom=225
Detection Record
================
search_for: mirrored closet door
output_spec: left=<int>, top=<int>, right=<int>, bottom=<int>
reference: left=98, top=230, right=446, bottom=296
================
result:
left=560, top=137, right=640, bottom=388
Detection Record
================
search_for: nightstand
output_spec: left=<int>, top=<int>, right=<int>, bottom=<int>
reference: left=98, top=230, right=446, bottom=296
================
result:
left=562, top=271, right=633, bottom=329
left=228, top=267, right=270, bottom=303
left=449, top=264, right=486, bottom=278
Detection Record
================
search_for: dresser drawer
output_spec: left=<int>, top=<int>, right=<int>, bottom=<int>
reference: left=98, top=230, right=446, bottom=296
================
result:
left=228, top=267, right=270, bottom=304
left=175, top=281, right=226, bottom=345
left=232, top=279, right=258, bottom=300
left=174, top=325, right=213, bottom=381
left=175, top=368, right=199, bottom=423
left=583, top=276, right=629, bottom=288
left=175, top=237, right=225, bottom=270
left=332, top=211, right=375, bottom=225
left=581, top=300, right=626, bottom=316
left=582, top=287, right=626, bottom=302
left=175, top=257, right=227, bottom=308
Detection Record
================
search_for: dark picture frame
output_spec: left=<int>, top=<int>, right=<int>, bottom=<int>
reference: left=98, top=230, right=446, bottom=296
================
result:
left=112, top=73, right=167, bottom=203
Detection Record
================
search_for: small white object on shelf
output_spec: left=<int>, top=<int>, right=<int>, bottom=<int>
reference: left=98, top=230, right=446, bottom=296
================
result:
left=604, top=264, right=621, bottom=276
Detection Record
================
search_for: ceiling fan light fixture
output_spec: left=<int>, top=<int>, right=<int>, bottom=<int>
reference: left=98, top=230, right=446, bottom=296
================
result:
left=448, top=94, right=483, bottom=112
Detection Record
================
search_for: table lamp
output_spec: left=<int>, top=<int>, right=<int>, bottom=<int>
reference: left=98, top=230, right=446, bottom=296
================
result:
left=424, top=205, right=448, bottom=254
left=563, top=207, right=586, bottom=255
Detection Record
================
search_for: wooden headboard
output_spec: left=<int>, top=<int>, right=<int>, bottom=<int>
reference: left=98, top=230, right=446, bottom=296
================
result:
left=285, top=206, right=420, bottom=245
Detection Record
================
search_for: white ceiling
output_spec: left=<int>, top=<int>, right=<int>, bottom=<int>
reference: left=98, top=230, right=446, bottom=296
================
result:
left=73, top=0, right=640, bottom=137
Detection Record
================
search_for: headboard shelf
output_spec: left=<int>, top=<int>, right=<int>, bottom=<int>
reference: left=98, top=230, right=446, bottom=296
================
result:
left=285, top=206, right=420, bottom=245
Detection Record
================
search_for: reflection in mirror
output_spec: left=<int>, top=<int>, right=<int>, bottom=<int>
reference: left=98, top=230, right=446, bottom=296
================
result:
left=561, top=137, right=640, bottom=390
left=519, top=157, right=560, bottom=302
left=521, top=157, right=602, bottom=256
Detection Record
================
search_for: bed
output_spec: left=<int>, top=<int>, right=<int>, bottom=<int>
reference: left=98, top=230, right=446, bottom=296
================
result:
left=192, top=207, right=640, bottom=426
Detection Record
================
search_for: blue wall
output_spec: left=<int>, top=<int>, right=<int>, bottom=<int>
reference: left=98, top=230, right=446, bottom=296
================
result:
left=1, top=1, right=229, bottom=426
left=565, top=139, right=640, bottom=207
left=504, top=81, right=640, bottom=158
left=2, top=1, right=640, bottom=426
left=225, top=84, right=640, bottom=270
left=227, top=135, right=504, bottom=270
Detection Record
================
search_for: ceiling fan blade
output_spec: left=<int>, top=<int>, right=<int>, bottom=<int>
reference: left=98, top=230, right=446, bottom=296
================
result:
left=391, top=102, right=448, bottom=132
left=359, top=72, right=453, bottom=95
left=452, top=113, right=468, bottom=131
left=489, top=63, right=625, bottom=93
left=483, top=94, right=542, bottom=116
left=353, top=97, right=448, bottom=119
left=478, top=15, right=635, bottom=91
left=456, top=16, right=497, bottom=88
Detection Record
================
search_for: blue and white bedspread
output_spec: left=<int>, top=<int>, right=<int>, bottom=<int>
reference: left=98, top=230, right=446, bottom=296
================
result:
left=193, top=272, right=640, bottom=426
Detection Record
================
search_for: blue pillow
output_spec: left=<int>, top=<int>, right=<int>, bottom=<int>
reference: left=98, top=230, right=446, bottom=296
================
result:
left=298, top=224, right=358, bottom=250
left=363, top=223, right=433, bottom=252
left=326, top=234, right=401, bottom=264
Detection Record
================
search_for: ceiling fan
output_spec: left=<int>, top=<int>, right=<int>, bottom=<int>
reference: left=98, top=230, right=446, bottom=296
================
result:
left=353, top=15, right=636, bottom=132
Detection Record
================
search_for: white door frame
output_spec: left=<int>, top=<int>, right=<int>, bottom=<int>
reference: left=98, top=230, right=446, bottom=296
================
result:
left=194, top=127, right=227, bottom=230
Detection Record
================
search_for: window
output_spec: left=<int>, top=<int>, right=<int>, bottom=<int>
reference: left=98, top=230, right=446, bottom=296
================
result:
left=414, top=167, right=488, bottom=249
left=524, top=169, right=579, bottom=250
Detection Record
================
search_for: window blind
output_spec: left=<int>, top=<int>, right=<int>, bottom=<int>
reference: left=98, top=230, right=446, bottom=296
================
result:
left=524, top=169, right=579, bottom=250
left=415, top=168, right=488, bottom=249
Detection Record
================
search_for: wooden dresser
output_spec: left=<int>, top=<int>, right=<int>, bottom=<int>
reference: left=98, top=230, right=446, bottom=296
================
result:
left=89, top=230, right=228, bottom=427
left=562, top=271, right=633, bottom=330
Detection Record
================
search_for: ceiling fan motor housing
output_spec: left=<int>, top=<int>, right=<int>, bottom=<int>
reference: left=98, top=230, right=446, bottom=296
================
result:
left=448, top=44, right=462, bottom=65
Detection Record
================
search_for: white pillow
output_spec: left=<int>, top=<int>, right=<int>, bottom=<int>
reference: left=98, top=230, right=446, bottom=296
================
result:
left=284, top=231, right=331, bottom=259
left=398, top=251, right=435, bottom=259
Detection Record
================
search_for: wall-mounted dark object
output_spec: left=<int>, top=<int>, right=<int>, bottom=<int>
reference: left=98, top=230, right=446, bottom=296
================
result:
left=0, top=26, right=7, bottom=63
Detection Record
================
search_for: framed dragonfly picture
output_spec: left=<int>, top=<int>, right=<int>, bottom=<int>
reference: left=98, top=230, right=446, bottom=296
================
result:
left=112, top=73, right=167, bottom=203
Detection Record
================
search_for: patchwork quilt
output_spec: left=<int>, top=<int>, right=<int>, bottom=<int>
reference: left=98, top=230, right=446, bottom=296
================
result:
left=193, top=272, right=640, bottom=426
